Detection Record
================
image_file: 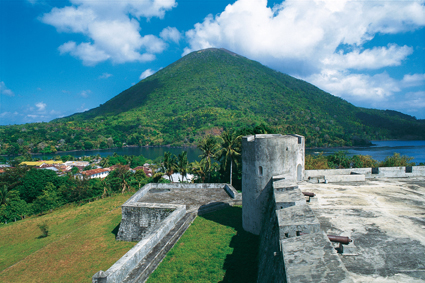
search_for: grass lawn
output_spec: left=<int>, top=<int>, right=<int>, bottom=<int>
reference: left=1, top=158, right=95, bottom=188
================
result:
left=148, top=206, right=259, bottom=283
left=0, top=193, right=136, bottom=283
left=0, top=198, right=258, bottom=283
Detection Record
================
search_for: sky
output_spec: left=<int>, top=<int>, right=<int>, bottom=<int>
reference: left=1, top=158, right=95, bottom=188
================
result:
left=1, top=0, right=424, bottom=126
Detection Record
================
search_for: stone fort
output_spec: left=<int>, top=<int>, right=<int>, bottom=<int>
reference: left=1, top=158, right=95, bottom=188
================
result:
left=93, top=134, right=425, bottom=283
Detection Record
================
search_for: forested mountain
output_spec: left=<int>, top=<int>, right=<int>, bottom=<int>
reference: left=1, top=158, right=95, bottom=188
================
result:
left=1, top=48, right=424, bottom=155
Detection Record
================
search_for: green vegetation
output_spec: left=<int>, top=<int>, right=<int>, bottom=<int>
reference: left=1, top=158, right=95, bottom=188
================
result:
left=1, top=48, right=424, bottom=156
left=148, top=206, right=259, bottom=283
left=305, top=151, right=415, bottom=170
left=0, top=195, right=257, bottom=282
left=0, top=154, right=155, bottom=224
left=37, top=221, right=49, bottom=238
left=0, top=193, right=136, bottom=282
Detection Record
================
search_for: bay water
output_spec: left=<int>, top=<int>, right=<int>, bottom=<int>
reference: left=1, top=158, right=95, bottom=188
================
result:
left=20, top=140, right=425, bottom=165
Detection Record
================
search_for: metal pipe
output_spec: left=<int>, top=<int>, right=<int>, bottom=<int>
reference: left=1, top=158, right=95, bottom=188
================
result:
left=302, top=192, right=315, bottom=197
left=327, top=235, right=352, bottom=244
left=299, top=233, right=352, bottom=244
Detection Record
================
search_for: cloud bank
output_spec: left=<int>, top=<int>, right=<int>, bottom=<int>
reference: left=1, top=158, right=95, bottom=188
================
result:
left=184, top=0, right=425, bottom=105
left=42, top=0, right=178, bottom=65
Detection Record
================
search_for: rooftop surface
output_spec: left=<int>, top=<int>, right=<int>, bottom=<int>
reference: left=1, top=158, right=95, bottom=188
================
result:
left=137, top=185, right=234, bottom=213
left=300, top=177, right=425, bottom=282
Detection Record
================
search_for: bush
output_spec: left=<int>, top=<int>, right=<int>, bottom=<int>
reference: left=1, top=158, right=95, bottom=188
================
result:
left=380, top=153, right=415, bottom=167
left=305, top=153, right=329, bottom=170
left=37, top=222, right=49, bottom=238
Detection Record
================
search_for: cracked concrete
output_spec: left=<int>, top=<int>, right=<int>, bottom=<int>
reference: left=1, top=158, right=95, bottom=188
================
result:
left=300, top=177, right=425, bottom=282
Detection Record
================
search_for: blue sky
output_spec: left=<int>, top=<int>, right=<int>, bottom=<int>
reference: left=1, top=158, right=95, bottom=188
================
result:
left=1, top=0, right=424, bottom=126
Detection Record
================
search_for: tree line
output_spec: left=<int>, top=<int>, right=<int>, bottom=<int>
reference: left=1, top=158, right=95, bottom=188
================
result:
left=1, top=124, right=420, bottom=225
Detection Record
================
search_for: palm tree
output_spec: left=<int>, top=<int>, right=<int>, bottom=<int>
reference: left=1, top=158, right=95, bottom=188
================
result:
left=162, top=152, right=177, bottom=182
left=177, top=151, right=188, bottom=182
left=198, top=135, right=220, bottom=182
left=217, top=130, right=241, bottom=185
left=189, top=160, right=207, bottom=183
left=0, top=185, right=9, bottom=205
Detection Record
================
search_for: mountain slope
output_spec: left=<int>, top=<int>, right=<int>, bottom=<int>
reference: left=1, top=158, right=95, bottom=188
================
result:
left=1, top=48, right=424, bottom=155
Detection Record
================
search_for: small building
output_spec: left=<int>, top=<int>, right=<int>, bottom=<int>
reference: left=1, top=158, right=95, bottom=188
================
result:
left=79, top=168, right=110, bottom=179
left=64, top=161, right=90, bottom=167
left=20, top=160, right=63, bottom=167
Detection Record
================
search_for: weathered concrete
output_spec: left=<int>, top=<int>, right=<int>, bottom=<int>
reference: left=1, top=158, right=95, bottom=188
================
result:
left=93, top=204, right=185, bottom=283
left=274, top=187, right=306, bottom=210
left=242, top=134, right=305, bottom=235
left=305, top=165, right=425, bottom=181
left=277, top=204, right=321, bottom=239
left=137, top=183, right=239, bottom=213
left=117, top=203, right=178, bottom=242
left=93, top=183, right=239, bottom=283
left=302, top=177, right=425, bottom=281
left=281, top=231, right=353, bottom=283
left=257, top=187, right=286, bottom=283
left=121, top=212, right=197, bottom=283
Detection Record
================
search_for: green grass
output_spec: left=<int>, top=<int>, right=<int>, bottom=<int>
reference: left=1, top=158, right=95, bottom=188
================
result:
left=0, top=198, right=259, bottom=282
left=0, top=193, right=136, bottom=283
left=148, top=206, right=259, bottom=283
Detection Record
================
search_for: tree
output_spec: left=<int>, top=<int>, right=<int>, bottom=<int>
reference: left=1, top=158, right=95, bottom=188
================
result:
left=106, top=165, right=134, bottom=193
left=0, top=190, right=29, bottom=223
left=32, top=182, right=61, bottom=214
left=176, top=151, right=188, bottom=182
left=134, top=169, right=148, bottom=188
left=18, top=169, right=62, bottom=203
left=217, top=131, right=241, bottom=185
left=190, top=160, right=207, bottom=183
left=0, top=185, right=9, bottom=205
left=198, top=135, right=220, bottom=182
left=71, top=167, right=80, bottom=175
left=162, top=152, right=177, bottom=182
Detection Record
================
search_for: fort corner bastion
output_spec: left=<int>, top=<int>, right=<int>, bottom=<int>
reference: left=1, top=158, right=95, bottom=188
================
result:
left=94, top=134, right=425, bottom=283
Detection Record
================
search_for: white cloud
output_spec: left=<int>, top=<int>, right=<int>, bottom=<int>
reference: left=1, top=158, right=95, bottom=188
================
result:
left=184, top=0, right=425, bottom=104
left=99, top=73, right=112, bottom=79
left=0, top=82, right=14, bottom=96
left=41, top=0, right=176, bottom=65
left=35, top=102, right=47, bottom=111
left=308, top=70, right=400, bottom=102
left=80, top=90, right=91, bottom=98
left=59, top=41, right=110, bottom=66
left=139, top=69, right=155, bottom=80
left=160, top=27, right=181, bottom=43
left=321, top=45, right=413, bottom=71
left=402, top=73, right=425, bottom=88
left=404, top=91, right=425, bottom=108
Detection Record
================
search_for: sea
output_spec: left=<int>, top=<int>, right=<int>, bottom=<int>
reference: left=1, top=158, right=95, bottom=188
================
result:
left=5, top=140, right=425, bottom=165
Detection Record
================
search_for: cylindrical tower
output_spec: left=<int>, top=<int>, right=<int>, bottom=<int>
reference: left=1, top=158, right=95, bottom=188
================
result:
left=242, top=134, right=305, bottom=235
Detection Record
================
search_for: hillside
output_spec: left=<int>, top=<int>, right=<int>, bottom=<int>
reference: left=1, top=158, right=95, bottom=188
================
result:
left=1, top=48, right=425, bottom=155
left=0, top=194, right=256, bottom=283
left=0, top=194, right=136, bottom=282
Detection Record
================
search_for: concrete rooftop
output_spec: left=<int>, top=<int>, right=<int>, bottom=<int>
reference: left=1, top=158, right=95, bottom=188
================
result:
left=137, top=185, right=234, bottom=213
left=300, top=177, right=425, bottom=282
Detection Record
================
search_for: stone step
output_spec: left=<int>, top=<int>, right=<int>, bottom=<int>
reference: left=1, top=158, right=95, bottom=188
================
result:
left=121, top=212, right=197, bottom=283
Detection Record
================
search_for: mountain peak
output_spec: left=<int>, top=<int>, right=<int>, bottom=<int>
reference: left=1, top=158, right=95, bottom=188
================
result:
left=55, top=48, right=425, bottom=147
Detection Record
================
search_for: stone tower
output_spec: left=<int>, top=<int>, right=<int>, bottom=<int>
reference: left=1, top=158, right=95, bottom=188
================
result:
left=242, top=134, right=305, bottom=235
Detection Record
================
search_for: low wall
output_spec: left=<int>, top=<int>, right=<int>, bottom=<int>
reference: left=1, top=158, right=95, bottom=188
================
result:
left=93, top=204, right=185, bottom=283
left=93, top=182, right=240, bottom=283
left=257, top=176, right=353, bottom=282
left=305, top=165, right=425, bottom=182
left=117, top=203, right=177, bottom=242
